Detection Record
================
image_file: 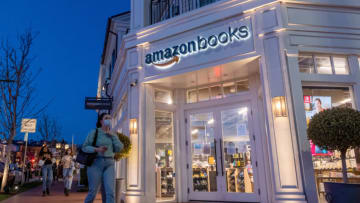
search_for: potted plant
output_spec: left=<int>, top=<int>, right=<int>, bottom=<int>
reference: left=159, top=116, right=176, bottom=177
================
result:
left=114, top=133, right=132, bottom=161
left=307, top=107, right=360, bottom=203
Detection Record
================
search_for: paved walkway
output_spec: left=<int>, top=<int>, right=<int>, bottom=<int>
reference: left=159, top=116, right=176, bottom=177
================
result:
left=2, top=179, right=101, bottom=203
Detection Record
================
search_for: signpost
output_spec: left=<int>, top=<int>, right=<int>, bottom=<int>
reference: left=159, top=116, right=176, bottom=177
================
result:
left=20, top=119, right=36, bottom=185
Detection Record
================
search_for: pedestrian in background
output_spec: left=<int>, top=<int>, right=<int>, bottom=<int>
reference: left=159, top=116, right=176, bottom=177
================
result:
left=25, top=160, right=31, bottom=182
left=39, top=144, right=53, bottom=196
left=62, top=148, right=74, bottom=196
left=52, top=161, right=58, bottom=183
left=83, top=113, right=123, bottom=203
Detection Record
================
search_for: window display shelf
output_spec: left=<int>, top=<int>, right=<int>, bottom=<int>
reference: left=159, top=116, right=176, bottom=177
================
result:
left=192, top=168, right=217, bottom=192
left=226, top=168, right=252, bottom=193
left=156, top=167, right=175, bottom=198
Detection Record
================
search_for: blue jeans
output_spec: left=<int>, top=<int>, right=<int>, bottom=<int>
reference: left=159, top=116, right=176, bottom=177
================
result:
left=85, top=157, right=115, bottom=203
left=42, top=164, right=53, bottom=191
left=63, top=168, right=73, bottom=190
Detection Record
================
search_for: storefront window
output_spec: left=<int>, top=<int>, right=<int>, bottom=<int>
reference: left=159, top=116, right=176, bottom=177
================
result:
left=298, top=54, right=350, bottom=75
left=315, top=56, right=332, bottom=74
left=155, top=89, right=173, bottom=104
left=187, top=89, right=197, bottom=103
left=223, top=82, right=236, bottom=96
left=210, top=85, right=222, bottom=99
left=186, top=80, right=249, bottom=103
left=155, top=111, right=175, bottom=201
left=298, top=55, right=315, bottom=73
left=302, top=86, right=360, bottom=199
left=198, top=87, right=210, bottom=102
left=333, top=57, right=349, bottom=75
left=236, top=80, right=249, bottom=93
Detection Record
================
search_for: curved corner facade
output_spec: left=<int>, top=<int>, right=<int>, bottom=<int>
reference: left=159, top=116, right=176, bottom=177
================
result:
left=98, top=1, right=360, bottom=202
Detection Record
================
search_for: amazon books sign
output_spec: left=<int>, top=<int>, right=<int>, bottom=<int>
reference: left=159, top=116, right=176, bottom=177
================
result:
left=144, top=17, right=253, bottom=71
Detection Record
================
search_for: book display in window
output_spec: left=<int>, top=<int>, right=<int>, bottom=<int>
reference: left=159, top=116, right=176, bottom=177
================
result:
left=156, top=167, right=175, bottom=198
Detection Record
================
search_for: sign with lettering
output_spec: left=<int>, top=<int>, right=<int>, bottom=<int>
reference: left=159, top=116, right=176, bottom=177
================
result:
left=21, top=119, right=37, bottom=133
left=145, top=26, right=251, bottom=69
left=144, top=17, right=254, bottom=77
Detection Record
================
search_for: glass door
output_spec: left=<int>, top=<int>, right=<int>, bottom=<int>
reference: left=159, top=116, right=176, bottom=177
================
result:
left=220, top=106, right=259, bottom=202
left=186, top=104, right=259, bottom=202
left=187, top=111, right=221, bottom=201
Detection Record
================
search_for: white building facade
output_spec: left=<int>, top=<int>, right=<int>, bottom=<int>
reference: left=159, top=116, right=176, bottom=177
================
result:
left=98, top=1, right=360, bottom=203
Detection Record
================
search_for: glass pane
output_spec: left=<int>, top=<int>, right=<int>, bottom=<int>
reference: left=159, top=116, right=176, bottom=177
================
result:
left=223, top=82, right=236, bottom=97
left=155, top=111, right=175, bottom=201
left=333, top=57, right=349, bottom=75
left=190, top=112, right=217, bottom=192
left=221, top=107, right=254, bottom=193
left=210, top=85, right=222, bottom=100
left=198, top=88, right=210, bottom=102
left=187, top=89, right=197, bottom=103
left=236, top=80, right=249, bottom=93
left=315, top=56, right=332, bottom=74
left=298, top=55, right=315, bottom=73
left=302, top=87, right=357, bottom=201
left=155, top=89, right=173, bottom=104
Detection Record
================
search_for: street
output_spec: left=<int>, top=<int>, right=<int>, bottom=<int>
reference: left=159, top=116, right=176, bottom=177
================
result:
left=1, top=179, right=102, bottom=203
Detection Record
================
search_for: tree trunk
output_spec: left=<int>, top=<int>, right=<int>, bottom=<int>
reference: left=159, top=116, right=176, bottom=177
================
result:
left=0, top=147, right=11, bottom=192
left=341, top=149, right=348, bottom=183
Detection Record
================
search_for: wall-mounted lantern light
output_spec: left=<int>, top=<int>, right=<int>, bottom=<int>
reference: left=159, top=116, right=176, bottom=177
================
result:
left=56, top=143, right=61, bottom=149
left=130, top=118, right=138, bottom=134
left=272, top=96, right=287, bottom=117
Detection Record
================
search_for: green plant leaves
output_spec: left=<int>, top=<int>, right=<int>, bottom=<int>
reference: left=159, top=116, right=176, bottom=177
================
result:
left=114, top=132, right=132, bottom=161
left=307, top=107, right=360, bottom=152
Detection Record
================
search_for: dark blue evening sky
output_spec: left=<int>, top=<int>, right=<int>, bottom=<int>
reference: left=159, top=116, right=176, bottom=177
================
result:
left=0, top=0, right=130, bottom=144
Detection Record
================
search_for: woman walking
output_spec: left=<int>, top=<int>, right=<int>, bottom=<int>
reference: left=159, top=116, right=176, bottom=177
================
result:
left=83, top=113, right=123, bottom=203
left=39, top=144, right=53, bottom=196
left=62, top=148, right=74, bottom=196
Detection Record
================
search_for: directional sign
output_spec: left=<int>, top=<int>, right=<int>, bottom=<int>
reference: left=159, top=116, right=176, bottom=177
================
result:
left=21, top=119, right=37, bottom=133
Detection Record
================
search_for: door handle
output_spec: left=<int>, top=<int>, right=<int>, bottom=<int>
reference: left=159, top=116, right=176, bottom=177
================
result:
left=214, top=138, right=218, bottom=176
left=220, top=138, right=224, bottom=176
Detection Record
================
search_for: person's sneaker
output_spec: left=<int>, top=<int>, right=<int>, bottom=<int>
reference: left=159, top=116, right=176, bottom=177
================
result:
left=42, top=191, right=46, bottom=196
left=65, top=189, right=69, bottom=196
left=46, top=188, right=50, bottom=195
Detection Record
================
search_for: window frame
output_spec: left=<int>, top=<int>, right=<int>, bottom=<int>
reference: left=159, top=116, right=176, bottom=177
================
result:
left=299, top=53, right=350, bottom=75
left=185, top=79, right=249, bottom=104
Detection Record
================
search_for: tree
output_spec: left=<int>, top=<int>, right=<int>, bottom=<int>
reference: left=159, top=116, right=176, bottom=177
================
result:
left=37, top=113, right=62, bottom=142
left=0, top=30, right=46, bottom=192
left=307, top=107, right=360, bottom=183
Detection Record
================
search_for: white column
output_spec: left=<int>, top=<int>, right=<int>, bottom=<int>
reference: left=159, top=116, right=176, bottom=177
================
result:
left=131, top=0, right=145, bottom=31
left=262, top=36, right=307, bottom=202
left=348, top=56, right=360, bottom=109
left=285, top=50, right=319, bottom=203
left=125, top=70, right=145, bottom=203
left=143, top=84, right=156, bottom=203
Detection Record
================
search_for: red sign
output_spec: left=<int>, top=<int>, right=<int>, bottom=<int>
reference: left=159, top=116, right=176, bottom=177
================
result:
left=304, top=96, right=311, bottom=103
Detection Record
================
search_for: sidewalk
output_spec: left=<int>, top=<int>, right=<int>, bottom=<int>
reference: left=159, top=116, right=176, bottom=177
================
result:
left=2, top=179, right=102, bottom=203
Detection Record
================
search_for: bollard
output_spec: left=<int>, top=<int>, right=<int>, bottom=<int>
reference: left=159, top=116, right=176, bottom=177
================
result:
left=115, top=178, right=124, bottom=203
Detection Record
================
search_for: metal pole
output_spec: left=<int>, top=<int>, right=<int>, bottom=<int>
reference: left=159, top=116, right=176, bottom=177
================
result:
left=21, top=132, right=28, bottom=185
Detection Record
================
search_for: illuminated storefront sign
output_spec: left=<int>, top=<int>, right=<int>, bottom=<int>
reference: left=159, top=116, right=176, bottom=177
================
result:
left=145, top=26, right=251, bottom=69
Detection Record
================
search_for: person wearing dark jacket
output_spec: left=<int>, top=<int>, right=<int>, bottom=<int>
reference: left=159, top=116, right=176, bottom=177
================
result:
left=39, top=144, right=53, bottom=196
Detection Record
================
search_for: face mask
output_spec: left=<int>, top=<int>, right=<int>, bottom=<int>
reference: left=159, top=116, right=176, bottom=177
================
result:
left=103, top=119, right=111, bottom=127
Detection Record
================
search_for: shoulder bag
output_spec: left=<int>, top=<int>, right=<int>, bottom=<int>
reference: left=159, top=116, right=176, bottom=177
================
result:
left=76, top=128, right=99, bottom=166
